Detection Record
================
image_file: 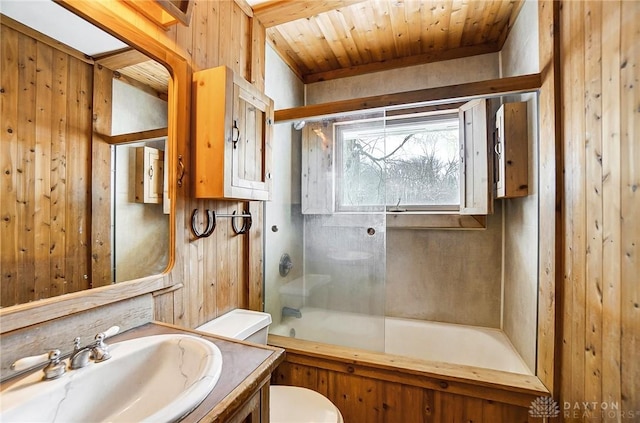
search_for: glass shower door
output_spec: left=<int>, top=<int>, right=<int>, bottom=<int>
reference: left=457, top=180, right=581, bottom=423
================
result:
left=272, top=111, right=387, bottom=352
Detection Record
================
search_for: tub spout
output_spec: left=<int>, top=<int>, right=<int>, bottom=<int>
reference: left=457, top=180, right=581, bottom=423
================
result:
left=282, top=307, right=302, bottom=319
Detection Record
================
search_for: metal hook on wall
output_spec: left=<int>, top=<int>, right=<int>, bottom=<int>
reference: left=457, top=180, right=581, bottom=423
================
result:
left=191, top=209, right=216, bottom=238
left=230, top=210, right=252, bottom=235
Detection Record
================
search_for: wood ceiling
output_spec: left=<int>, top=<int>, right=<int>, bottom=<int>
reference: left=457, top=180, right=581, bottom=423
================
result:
left=252, top=0, right=523, bottom=83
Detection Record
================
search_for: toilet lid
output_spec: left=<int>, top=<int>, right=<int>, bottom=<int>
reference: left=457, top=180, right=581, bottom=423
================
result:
left=270, top=386, right=343, bottom=423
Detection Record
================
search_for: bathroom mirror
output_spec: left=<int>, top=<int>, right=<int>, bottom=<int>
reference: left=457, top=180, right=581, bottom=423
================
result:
left=0, top=1, right=182, bottom=309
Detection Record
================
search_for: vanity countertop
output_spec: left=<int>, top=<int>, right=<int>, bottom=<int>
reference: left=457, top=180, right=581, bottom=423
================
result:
left=112, top=322, right=285, bottom=422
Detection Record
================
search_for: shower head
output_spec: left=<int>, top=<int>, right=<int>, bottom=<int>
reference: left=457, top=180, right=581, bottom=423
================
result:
left=293, top=120, right=306, bottom=130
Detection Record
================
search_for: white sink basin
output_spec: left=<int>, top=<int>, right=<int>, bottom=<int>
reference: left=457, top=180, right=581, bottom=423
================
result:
left=1, top=334, right=223, bottom=423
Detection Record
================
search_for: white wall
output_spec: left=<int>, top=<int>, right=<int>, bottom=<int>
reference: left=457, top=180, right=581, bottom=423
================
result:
left=264, top=44, right=305, bottom=324
left=111, top=80, right=169, bottom=282
left=306, top=53, right=500, bottom=104
left=499, top=0, right=540, bottom=373
left=500, top=0, right=539, bottom=78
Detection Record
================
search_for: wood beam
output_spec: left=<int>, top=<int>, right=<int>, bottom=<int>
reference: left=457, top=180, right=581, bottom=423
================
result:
left=253, top=0, right=368, bottom=27
left=95, top=47, right=150, bottom=70
left=106, top=127, right=168, bottom=145
left=275, top=73, right=542, bottom=122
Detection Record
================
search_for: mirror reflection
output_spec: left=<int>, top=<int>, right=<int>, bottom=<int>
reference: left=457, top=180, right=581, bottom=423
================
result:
left=0, top=1, right=171, bottom=307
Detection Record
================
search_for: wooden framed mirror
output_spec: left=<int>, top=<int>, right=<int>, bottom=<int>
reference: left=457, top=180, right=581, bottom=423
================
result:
left=0, top=0, right=189, bottom=333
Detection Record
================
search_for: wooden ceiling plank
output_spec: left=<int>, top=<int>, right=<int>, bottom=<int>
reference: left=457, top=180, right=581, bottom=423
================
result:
left=314, top=12, right=353, bottom=68
left=328, top=10, right=364, bottom=66
left=424, top=1, right=446, bottom=51
left=370, top=0, right=396, bottom=60
left=487, top=0, right=514, bottom=42
left=459, top=0, right=485, bottom=46
left=473, top=0, right=502, bottom=45
left=404, top=0, right=423, bottom=55
left=388, top=0, right=412, bottom=57
left=277, top=20, right=330, bottom=73
left=351, top=2, right=382, bottom=63
left=276, top=73, right=542, bottom=122
left=433, top=0, right=454, bottom=51
left=446, top=0, right=467, bottom=48
left=304, top=42, right=499, bottom=83
left=339, top=4, right=373, bottom=64
left=253, top=0, right=369, bottom=28
left=113, top=71, right=168, bottom=101
left=296, top=18, right=341, bottom=72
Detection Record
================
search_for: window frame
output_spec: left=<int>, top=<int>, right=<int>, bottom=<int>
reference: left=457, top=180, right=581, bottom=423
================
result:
left=333, top=108, right=463, bottom=214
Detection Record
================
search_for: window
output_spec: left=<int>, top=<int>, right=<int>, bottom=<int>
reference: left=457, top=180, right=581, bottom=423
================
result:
left=300, top=99, right=489, bottom=218
left=335, top=112, right=460, bottom=211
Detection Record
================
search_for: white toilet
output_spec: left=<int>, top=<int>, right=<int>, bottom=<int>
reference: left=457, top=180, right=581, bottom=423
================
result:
left=196, top=309, right=344, bottom=423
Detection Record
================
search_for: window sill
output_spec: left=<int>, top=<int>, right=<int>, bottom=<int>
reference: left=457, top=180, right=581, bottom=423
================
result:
left=386, top=212, right=486, bottom=229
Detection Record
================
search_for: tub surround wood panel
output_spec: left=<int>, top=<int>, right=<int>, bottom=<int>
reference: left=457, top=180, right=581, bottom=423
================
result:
left=269, top=334, right=546, bottom=423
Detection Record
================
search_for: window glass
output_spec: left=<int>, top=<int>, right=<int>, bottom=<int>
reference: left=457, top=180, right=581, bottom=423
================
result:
left=336, top=113, right=460, bottom=210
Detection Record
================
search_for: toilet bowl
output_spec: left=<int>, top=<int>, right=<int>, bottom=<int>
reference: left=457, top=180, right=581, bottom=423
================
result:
left=196, top=309, right=343, bottom=423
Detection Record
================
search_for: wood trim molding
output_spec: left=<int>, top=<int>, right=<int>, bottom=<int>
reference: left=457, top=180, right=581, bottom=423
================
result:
left=253, top=0, right=367, bottom=28
left=268, top=334, right=549, bottom=406
left=535, top=0, right=562, bottom=395
left=0, top=0, right=190, bottom=336
left=275, top=73, right=542, bottom=122
left=106, top=127, right=168, bottom=144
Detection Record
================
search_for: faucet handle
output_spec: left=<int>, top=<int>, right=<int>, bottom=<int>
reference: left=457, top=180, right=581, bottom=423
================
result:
left=92, top=326, right=119, bottom=363
left=11, top=350, right=66, bottom=380
left=10, top=351, right=52, bottom=372
left=97, top=326, right=120, bottom=340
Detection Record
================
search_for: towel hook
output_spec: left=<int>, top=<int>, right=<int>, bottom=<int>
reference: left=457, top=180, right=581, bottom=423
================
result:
left=231, top=210, right=252, bottom=235
left=191, top=209, right=216, bottom=238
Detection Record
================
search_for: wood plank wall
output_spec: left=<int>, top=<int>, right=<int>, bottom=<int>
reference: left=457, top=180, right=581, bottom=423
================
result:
left=0, top=23, right=93, bottom=307
left=559, top=0, right=639, bottom=419
left=273, top=357, right=538, bottom=423
left=150, top=0, right=266, bottom=328
left=68, top=0, right=267, bottom=328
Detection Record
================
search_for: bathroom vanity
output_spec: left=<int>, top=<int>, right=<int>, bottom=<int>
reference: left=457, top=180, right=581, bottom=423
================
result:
left=112, top=323, right=284, bottom=422
left=1, top=323, right=284, bottom=423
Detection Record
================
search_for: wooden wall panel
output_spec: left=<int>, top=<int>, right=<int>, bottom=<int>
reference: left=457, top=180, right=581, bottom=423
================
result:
left=272, top=359, right=535, bottom=423
left=0, top=24, right=92, bottom=307
left=143, top=0, right=267, bottom=327
left=559, top=0, right=640, bottom=418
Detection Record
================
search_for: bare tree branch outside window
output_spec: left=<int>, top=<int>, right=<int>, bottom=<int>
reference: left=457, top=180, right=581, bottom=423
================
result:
left=338, top=118, right=460, bottom=209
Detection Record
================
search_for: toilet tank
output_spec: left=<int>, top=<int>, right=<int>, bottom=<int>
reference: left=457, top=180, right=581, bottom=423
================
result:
left=196, top=309, right=272, bottom=345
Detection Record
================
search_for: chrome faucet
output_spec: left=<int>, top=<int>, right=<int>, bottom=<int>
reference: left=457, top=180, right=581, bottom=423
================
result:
left=69, top=326, right=120, bottom=370
left=282, top=306, right=302, bottom=319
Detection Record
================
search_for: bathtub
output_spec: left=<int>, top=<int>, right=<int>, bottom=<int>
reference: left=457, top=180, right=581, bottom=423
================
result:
left=270, top=307, right=532, bottom=375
